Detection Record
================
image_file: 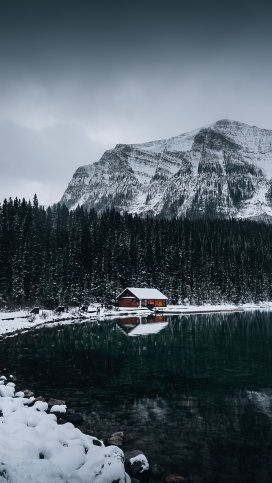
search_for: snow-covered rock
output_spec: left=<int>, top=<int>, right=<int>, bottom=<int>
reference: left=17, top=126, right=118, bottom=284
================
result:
left=50, top=404, right=67, bottom=413
left=61, top=119, right=272, bottom=222
left=129, top=453, right=149, bottom=472
left=0, top=385, right=15, bottom=397
left=0, top=379, right=130, bottom=483
left=124, top=450, right=149, bottom=479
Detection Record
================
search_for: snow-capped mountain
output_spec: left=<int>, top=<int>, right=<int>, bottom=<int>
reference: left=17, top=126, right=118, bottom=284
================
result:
left=61, top=119, right=272, bottom=221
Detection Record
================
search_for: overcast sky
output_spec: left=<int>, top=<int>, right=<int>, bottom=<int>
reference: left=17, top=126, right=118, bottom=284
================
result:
left=1, top=0, right=272, bottom=205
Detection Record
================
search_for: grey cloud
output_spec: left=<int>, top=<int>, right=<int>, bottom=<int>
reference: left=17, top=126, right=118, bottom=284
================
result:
left=0, top=0, right=272, bottom=204
left=0, top=121, right=111, bottom=204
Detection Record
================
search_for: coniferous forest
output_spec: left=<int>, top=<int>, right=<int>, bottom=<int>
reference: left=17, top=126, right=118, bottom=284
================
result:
left=0, top=195, right=272, bottom=309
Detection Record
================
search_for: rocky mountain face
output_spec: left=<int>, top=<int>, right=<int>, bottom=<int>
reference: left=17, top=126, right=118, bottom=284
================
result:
left=61, top=119, right=272, bottom=221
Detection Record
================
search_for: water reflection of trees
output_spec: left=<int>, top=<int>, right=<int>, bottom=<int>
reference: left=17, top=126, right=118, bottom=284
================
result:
left=1, top=311, right=272, bottom=395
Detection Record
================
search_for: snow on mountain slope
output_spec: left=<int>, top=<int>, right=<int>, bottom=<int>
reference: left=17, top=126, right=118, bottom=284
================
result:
left=61, top=119, right=272, bottom=221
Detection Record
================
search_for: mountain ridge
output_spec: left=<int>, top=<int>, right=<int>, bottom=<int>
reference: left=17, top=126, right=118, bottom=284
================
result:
left=61, top=119, right=272, bottom=221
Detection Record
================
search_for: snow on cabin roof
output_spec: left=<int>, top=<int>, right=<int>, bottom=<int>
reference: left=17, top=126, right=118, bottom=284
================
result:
left=117, top=287, right=168, bottom=300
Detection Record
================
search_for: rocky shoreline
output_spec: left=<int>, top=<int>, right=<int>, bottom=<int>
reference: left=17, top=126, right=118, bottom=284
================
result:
left=0, top=369, right=193, bottom=483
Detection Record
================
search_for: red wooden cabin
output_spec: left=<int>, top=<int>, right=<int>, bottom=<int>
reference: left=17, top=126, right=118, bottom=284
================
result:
left=117, top=288, right=168, bottom=308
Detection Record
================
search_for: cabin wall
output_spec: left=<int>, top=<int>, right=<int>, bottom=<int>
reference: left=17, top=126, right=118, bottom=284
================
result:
left=118, top=298, right=139, bottom=307
left=118, top=298, right=167, bottom=307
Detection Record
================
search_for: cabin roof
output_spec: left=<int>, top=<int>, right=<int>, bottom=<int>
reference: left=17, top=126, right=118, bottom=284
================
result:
left=117, top=287, right=168, bottom=300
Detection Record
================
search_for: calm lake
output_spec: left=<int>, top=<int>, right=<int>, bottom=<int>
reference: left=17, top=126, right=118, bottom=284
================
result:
left=1, top=311, right=272, bottom=483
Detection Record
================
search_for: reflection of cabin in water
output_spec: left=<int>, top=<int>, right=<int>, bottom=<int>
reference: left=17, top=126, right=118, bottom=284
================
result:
left=117, top=314, right=168, bottom=335
left=117, top=288, right=167, bottom=308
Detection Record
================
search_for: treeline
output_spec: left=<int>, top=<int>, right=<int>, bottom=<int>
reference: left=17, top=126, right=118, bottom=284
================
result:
left=1, top=196, right=272, bottom=309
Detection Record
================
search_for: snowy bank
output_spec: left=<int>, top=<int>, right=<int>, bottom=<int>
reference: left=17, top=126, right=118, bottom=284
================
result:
left=1, top=302, right=272, bottom=338
left=0, top=309, right=92, bottom=338
left=156, top=302, right=272, bottom=314
left=0, top=306, right=154, bottom=338
left=0, top=375, right=130, bottom=483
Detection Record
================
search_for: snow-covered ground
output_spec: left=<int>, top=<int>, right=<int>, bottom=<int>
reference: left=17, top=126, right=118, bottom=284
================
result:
left=0, top=309, right=91, bottom=338
left=157, top=302, right=272, bottom=314
left=0, top=376, right=130, bottom=483
left=1, top=302, right=272, bottom=338
left=0, top=306, right=152, bottom=337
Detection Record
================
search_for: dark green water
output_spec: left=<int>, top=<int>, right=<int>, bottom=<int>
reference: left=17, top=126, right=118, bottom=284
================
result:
left=1, top=312, right=272, bottom=483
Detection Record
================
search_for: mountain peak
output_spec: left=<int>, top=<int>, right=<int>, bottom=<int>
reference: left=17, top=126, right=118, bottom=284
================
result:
left=213, top=118, right=241, bottom=126
left=61, top=120, right=272, bottom=222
